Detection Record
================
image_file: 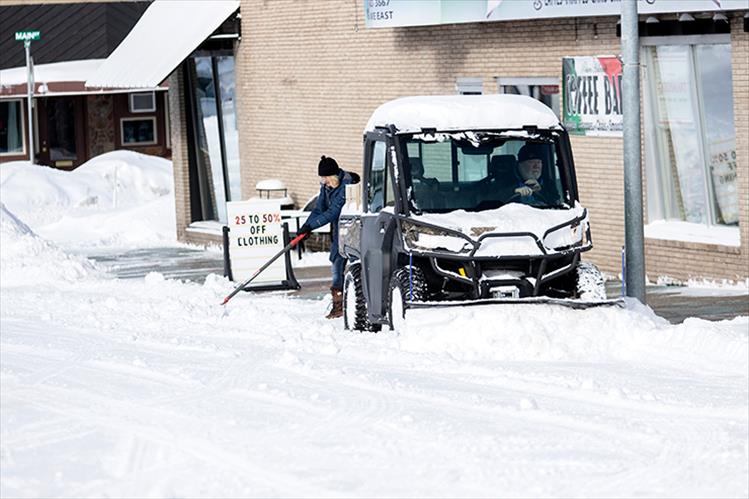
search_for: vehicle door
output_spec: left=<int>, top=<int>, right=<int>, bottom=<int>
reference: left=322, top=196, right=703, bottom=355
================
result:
left=360, top=132, right=397, bottom=322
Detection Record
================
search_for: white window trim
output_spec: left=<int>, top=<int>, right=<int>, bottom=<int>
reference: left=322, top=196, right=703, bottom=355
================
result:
left=0, top=99, right=26, bottom=157
left=456, top=77, right=483, bottom=95
left=163, top=92, right=171, bottom=149
left=640, top=34, right=730, bottom=47
left=120, top=116, right=158, bottom=146
left=644, top=220, right=740, bottom=247
left=641, top=34, right=737, bottom=232
left=495, top=76, right=559, bottom=89
left=128, top=91, right=156, bottom=113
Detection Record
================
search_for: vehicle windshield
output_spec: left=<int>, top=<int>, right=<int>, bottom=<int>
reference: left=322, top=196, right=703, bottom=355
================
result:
left=403, top=132, right=570, bottom=213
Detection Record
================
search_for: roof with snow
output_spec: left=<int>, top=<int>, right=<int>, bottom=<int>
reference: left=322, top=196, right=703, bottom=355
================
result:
left=364, top=94, right=562, bottom=134
left=0, top=59, right=166, bottom=97
left=86, top=0, right=239, bottom=89
left=1, top=60, right=104, bottom=87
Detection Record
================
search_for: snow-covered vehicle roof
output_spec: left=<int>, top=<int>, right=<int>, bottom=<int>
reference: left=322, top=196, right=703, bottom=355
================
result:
left=364, top=94, right=562, bottom=134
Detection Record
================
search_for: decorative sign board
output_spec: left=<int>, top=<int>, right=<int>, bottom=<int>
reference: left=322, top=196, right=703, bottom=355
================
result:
left=562, top=56, right=623, bottom=137
left=226, top=199, right=285, bottom=285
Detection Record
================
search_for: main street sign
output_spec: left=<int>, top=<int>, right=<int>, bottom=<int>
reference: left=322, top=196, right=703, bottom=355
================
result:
left=15, top=31, right=41, bottom=42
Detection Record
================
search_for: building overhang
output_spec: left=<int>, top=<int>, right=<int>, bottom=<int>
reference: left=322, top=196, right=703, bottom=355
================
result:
left=85, top=0, right=240, bottom=89
left=0, top=59, right=167, bottom=99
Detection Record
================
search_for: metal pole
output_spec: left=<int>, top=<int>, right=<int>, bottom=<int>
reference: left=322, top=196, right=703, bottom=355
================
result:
left=24, top=40, right=35, bottom=164
left=621, top=0, right=646, bottom=303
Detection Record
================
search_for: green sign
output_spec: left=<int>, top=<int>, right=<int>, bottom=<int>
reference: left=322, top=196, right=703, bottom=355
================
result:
left=15, top=31, right=41, bottom=42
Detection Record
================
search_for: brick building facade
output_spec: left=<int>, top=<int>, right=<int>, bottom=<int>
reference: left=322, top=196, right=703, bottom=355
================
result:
left=166, top=1, right=748, bottom=282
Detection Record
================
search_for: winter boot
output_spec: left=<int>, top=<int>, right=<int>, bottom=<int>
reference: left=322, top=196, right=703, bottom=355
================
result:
left=326, top=287, right=343, bottom=319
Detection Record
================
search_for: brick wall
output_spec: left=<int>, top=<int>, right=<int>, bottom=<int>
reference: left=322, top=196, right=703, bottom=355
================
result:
left=222, top=1, right=749, bottom=280
left=168, top=67, right=193, bottom=243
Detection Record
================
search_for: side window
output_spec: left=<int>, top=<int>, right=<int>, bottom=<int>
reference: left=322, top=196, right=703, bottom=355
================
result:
left=457, top=150, right=488, bottom=181
left=421, top=141, right=452, bottom=182
left=385, top=145, right=395, bottom=208
left=368, top=140, right=387, bottom=212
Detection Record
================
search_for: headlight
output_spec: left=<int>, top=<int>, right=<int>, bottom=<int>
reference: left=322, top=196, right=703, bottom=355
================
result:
left=546, top=219, right=588, bottom=250
left=401, top=221, right=472, bottom=254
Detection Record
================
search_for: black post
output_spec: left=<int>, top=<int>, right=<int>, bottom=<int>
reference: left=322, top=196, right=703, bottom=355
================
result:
left=222, top=225, right=233, bottom=281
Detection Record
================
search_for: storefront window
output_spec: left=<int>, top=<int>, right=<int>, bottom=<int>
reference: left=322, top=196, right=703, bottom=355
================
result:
left=497, top=77, right=561, bottom=118
left=0, top=100, right=24, bottom=155
left=187, top=54, right=240, bottom=224
left=643, top=38, right=738, bottom=228
left=218, top=55, right=241, bottom=203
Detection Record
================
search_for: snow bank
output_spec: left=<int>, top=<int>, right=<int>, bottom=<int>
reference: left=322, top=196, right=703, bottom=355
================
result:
left=0, top=203, right=98, bottom=285
left=1, top=151, right=175, bottom=247
left=396, top=300, right=748, bottom=374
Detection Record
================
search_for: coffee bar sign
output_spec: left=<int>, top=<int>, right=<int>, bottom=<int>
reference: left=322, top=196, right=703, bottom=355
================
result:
left=562, top=56, right=623, bottom=137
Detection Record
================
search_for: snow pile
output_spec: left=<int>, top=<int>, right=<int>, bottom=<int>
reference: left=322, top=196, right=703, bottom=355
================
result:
left=0, top=203, right=98, bottom=285
left=397, top=300, right=748, bottom=373
left=0, top=151, right=175, bottom=247
left=1, top=259, right=747, bottom=496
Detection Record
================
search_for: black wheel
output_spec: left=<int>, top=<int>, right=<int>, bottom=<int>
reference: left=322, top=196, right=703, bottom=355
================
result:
left=343, top=262, right=381, bottom=332
left=388, top=266, right=429, bottom=331
left=575, top=261, right=606, bottom=301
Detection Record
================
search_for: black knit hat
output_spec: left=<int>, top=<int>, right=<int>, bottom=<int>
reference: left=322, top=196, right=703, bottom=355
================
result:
left=318, top=155, right=340, bottom=176
left=518, top=144, right=545, bottom=163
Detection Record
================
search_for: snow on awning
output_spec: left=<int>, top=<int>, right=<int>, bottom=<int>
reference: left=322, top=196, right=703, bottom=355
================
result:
left=86, top=0, right=239, bottom=89
left=0, top=59, right=167, bottom=98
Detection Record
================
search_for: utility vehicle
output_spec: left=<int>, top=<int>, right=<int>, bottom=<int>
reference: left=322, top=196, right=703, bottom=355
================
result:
left=339, top=95, right=609, bottom=331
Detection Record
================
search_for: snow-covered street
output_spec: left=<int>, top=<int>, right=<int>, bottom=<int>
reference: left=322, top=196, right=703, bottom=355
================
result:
left=1, top=154, right=748, bottom=498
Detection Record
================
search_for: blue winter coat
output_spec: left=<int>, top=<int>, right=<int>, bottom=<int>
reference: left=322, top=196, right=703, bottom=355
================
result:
left=304, top=170, right=360, bottom=262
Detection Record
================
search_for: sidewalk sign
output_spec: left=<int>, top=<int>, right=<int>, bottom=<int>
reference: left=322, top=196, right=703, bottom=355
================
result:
left=223, top=199, right=299, bottom=292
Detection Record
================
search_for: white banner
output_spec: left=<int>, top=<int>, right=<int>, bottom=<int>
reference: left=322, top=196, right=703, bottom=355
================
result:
left=365, top=0, right=748, bottom=28
left=226, top=199, right=286, bottom=285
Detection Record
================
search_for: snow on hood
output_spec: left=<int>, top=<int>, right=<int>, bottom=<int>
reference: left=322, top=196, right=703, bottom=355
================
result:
left=411, top=203, right=586, bottom=255
left=0, top=203, right=99, bottom=285
left=364, top=95, right=562, bottom=134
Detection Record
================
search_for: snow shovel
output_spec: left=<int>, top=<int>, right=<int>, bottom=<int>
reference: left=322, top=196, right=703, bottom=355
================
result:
left=221, top=232, right=308, bottom=306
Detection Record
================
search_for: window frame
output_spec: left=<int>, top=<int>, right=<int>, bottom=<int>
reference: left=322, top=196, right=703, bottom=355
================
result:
left=366, top=138, right=389, bottom=213
left=495, top=76, right=561, bottom=118
left=120, top=116, right=158, bottom=146
left=128, top=91, right=156, bottom=113
left=456, top=77, right=483, bottom=95
left=641, top=33, right=737, bottom=233
left=0, top=99, right=26, bottom=157
left=163, top=92, right=171, bottom=149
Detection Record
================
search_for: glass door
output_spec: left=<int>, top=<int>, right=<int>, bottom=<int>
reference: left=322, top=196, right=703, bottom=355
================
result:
left=186, top=54, right=240, bottom=224
left=39, top=97, right=85, bottom=169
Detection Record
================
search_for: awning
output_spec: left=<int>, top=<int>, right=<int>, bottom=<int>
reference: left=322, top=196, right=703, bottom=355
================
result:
left=86, top=0, right=239, bottom=89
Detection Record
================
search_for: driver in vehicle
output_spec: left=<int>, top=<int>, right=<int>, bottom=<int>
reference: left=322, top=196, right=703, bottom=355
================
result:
left=513, top=143, right=547, bottom=204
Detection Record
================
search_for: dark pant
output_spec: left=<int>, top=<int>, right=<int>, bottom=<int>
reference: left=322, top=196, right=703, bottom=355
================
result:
left=331, top=253, right=346, bottom=290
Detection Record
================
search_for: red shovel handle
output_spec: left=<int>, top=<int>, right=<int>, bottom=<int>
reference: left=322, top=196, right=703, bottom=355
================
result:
left=221, top=230, right=309, bottom=306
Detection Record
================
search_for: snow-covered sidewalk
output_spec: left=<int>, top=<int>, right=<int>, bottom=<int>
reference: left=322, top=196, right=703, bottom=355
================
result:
left=2, top=268, right=747, bottom=497
left=1, top=154, right=747, bottom=497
